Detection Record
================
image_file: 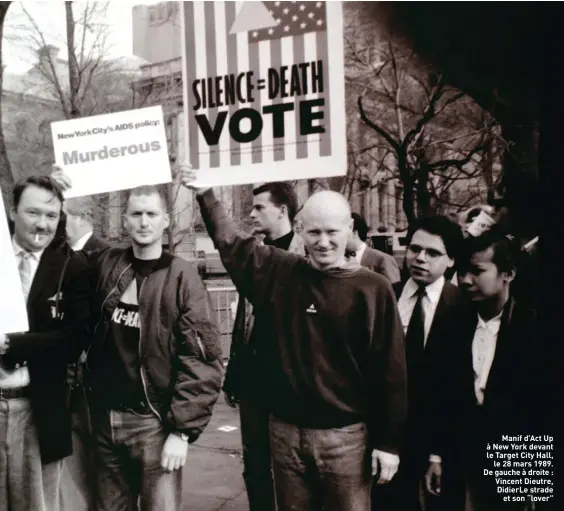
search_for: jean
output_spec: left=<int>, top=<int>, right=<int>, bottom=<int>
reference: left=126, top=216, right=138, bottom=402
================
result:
left=239, top=395, right=276, bottom=511
left=91, top=407, right=182, bottom=511
left=269, top=415, right=372, bottom=511
left=0, top=397, right=62, bottom=511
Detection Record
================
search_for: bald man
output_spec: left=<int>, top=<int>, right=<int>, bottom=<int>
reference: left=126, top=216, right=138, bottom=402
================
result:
left=181, top=168, right=407, bottom=511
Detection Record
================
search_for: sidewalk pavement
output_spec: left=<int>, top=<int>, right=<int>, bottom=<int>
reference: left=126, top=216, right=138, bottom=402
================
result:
left=183, top=394, right=249, bottom=511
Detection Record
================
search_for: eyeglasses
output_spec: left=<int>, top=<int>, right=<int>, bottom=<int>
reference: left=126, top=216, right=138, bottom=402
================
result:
left=407, top=244, right=446, bottom=260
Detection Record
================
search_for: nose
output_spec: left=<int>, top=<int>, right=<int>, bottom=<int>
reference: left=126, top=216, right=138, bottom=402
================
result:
left=317, top=233, right=330, bottom=248
left=139, top=214, right=149, bottom=226
left=249, top=209, right=257, bottom=219
left=35, top=215, right=47, bottom=230
left=458, top=273, right=473, bottom=286
left=415, top=250, right=427, bottom=263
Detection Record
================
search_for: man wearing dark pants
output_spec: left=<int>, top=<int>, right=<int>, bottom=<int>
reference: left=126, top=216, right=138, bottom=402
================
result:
left=225, top=182, right=305, bottom=511
left=52, top=171, right=224, bottom=510
left=372, top=215, right=463, bottom=511
left=60, top=195, right=111, bottom=511
left=182, top=169, right=407, bottom=511
left=0, top=176, right=92, bottom=510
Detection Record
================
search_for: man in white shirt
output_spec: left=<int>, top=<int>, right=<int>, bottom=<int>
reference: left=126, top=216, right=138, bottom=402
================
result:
left=346, top=213, right=400, bottom=283
left=64, top=197, right=110, bottom=252
left=0, top=176, right=92, bottom=510
left=425, top=228, right=543, bottom=511
left=373, top=215, right=463, bottom=511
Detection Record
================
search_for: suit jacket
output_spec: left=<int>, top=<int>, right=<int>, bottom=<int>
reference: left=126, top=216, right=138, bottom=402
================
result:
left=393, top=280, right=462, bottom=453
left=432, top=297, right=543, bottom=465
left=5, top=247, right=93, bottom=463
left=82, top=233, right=111, bottom=252
left=361, top=246, right=401, bottom=283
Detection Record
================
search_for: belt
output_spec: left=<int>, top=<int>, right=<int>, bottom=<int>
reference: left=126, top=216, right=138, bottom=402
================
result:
left=0, top=386, right=30, bottom=400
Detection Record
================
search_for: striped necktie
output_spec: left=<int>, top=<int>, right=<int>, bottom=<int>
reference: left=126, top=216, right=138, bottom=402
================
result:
left=18, top=251, right=33, bottom=302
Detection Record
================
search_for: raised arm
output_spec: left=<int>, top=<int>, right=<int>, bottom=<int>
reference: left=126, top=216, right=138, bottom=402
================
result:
left=195, top=188, right=294, bottom=304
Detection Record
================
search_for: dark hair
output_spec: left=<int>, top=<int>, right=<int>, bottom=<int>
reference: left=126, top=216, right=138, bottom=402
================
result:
left=253, top=182, right=298, bottom=222
left=12, top=176, right=64, bottom=210
left=351, top=213, right=369, bottom=241
left=407, top=215, right=463, bottom=259
left=124, top=185, right=169, bottom=212
left=458, top=226, right=520, bottom=274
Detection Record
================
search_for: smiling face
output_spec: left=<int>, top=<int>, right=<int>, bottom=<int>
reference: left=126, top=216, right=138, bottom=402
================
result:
left=10, top=184, right=61, bottom=251
left=405, top=229, right=454, bottom=285
left=123, top=192, right=169, bottom=248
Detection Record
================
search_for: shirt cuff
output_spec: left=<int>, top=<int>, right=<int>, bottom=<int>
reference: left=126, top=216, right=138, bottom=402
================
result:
left=373, top=449, right=400, bottom=466
left=429, top=454, right=442, bottom=463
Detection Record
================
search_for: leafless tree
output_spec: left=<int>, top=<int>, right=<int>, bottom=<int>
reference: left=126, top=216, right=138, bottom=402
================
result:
left=0, top=1, right=13, bottom=209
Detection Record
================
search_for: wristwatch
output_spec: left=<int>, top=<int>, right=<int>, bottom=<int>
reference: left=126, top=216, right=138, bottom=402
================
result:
left=173, top=432, right=189, bottom=442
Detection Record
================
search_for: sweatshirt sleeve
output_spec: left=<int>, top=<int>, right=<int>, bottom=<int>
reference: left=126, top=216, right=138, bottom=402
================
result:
left=196, top=189, right=291, bottom=305
left=365, top=281, right=408, bottom=455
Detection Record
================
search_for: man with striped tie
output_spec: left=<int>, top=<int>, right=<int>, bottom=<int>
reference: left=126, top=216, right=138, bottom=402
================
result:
left=0, top=176, right=92, bottom=511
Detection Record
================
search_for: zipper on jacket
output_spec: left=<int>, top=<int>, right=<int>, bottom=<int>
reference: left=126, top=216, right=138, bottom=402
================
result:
left=196, top=335, right=206, bottom=359
left=138, top=277, right=163, bottom=421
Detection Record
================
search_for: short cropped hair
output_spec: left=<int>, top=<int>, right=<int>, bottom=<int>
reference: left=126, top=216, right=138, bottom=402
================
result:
left=124, top=185, right=169, bottom=212
left=407, top=215, right=463, bottom=259
left=253, top=182, right=298, bottom=222
left=65, top=196, right=96, bottom=223
left=458, top=226, right=520, bottom=274
left=351, top=213, right=370, bottom=241
left=12, top=176, right=64, bottom=210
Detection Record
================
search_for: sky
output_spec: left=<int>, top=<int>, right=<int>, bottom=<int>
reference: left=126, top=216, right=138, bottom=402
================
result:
left=3, top=0, right=164, bottom=74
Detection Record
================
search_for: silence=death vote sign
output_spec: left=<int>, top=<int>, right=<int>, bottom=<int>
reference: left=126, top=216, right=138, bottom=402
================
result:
left=0, top=191, right=29, bottom=334
left=180, top=1, right=347, bottom=187
left=51, top=106, right=171, bottom=199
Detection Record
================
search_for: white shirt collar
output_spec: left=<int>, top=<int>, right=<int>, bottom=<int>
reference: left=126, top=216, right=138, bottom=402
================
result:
left=355, top=242, right=367, bottom=262
left=477, top=310, right=503, bottom=334
left=71, top=230, right=93, bottom=251
left=404, top=276, right=445, bottom=305
left=12, top=236, right=45, bottom=261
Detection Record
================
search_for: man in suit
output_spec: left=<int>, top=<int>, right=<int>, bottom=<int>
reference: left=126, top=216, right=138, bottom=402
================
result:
left=224, top=181, right=305, bottom=511
left=60, top=196, right=111, bottom=511
left=425, top=228, right=545, bottom=511
left=64, top=196, right=110, bottom=252
left=373, top=215, right=464, bottom=511
left=346, top=213, right=400, bottom=283
left=0, top=176, right=92, bottom=510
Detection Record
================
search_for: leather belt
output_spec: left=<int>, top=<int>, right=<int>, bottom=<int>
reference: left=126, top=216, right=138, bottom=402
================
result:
left=0, top=386, right=30, bottom=400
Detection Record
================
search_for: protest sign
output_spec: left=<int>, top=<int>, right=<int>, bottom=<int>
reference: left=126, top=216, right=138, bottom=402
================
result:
left=467, top=210, right=496, bottom=237
left=180, top=1, right=346, bottom=187
left=51, top=106, right=172, bottom=198
left=0, top=192, right=29, bottom=334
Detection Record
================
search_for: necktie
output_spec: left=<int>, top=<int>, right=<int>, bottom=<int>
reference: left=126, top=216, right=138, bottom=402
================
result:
left=405, top=286, right=426, bottom=360
left=18, top=251, right=33, bottom=302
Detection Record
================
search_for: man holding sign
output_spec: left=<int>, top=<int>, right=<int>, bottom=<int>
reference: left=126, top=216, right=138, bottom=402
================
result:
left=181, top=166, right=407, bottom=511
left=0, top=176, right=92, bottom=510
left=51, top=169, right=224, bottom=510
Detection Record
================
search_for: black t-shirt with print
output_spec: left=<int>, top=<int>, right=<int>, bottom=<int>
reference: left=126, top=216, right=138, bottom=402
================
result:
left=93, top=257, right=159, bottom=407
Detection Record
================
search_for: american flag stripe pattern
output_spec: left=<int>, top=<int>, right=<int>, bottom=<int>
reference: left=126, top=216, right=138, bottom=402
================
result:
left=181, top=1, right=332, bottom=170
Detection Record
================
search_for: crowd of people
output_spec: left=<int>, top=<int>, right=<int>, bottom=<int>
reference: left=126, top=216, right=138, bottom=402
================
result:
left=0, top=161, right=551, bottom=511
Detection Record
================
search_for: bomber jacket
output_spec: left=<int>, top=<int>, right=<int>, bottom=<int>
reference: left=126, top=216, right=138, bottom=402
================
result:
left=84, top=246, right=223, bottom=442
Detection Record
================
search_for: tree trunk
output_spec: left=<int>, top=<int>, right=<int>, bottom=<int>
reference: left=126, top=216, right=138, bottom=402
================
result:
left=65, top=1, right=80, bottom=118
left=0, top=2, right=13, bottom=208
left=498, top=113, right=539, bottom=239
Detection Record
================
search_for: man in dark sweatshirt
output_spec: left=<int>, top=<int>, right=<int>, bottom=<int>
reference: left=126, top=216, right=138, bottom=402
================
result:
left=181, top=168, right=407, bottom=511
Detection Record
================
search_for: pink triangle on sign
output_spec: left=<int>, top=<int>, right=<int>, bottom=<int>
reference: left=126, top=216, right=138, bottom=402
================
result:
left=229, top=1, right=278, bottom=35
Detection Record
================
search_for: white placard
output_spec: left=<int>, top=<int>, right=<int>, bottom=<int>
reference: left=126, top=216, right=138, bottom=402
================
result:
left=179, top=1, right=347, bottom=187
left=51, top=106, right=172, bottom=198
left=0, top=193, right=29, bottom=334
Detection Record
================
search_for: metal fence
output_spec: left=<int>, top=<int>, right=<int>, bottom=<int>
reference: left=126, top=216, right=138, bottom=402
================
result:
left=206, top=285, right=238, bottom=360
